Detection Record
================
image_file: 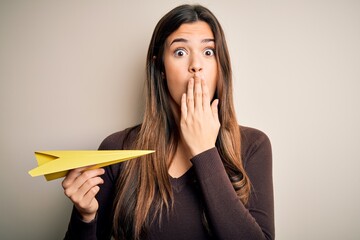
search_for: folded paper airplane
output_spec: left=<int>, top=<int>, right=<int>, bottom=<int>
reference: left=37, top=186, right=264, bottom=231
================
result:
left=28, top=150, right=154, bottom=181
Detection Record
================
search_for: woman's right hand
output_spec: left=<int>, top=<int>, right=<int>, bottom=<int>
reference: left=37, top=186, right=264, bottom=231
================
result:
left=62, top=167, right=105, bottom=222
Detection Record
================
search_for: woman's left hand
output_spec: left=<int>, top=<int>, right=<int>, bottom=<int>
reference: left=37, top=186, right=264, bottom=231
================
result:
left=180, top=75, right=220, bottom=157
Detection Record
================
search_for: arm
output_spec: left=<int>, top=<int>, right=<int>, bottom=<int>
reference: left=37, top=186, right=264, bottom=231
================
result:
left=179, top=75, right=274, bottom=238
left=63, top=164, right=118, bottom=240
left=64, top=129, right=132, bottom=239
left=191, top=130, right=274, bottom=239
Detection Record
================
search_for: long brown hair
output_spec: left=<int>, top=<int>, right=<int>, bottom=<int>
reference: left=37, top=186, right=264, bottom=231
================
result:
left=113, top=4, right=251, bottom=239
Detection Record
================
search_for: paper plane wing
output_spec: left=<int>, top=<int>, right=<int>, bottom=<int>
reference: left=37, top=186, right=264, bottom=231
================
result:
left=28, top=150, right=154, bottom=181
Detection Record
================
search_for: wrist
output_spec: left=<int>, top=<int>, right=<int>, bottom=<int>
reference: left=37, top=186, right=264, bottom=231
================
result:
left=80, top=212, right=97, bottom=223
left=190, top=145, right=216, bottom=157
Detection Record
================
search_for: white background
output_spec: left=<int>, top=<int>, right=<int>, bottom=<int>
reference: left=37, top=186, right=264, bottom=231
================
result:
left=1, top=0, right=359, bottom=239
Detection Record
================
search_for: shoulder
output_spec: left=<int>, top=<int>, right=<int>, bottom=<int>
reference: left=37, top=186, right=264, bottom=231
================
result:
left=97, top=124, right=141, bottom=180
left=240, top=125, right=272, bottom=168
left=98, top=124, right=141, bottom=150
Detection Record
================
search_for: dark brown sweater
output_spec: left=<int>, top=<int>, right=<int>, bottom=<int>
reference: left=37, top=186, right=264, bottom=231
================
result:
left=65, top=125, right=274, bottom=239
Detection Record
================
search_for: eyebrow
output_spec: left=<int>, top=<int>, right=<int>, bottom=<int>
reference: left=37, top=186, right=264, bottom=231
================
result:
left=169, top=38, right=215, bottom=46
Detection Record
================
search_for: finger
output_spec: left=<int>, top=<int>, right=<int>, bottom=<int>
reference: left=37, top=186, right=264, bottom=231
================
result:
left=181, top=93, right=187, bottom=121
left=194, top=75, right=202, bottom=110
left=82, top=185, right=101, bottom=207
left=62, top=166, right=90, bottom=189
left=187, top=78, right=194, bottom=113
left=75, top=176, right=104, bottom=202
left=64, top=168, right=105, bottom=197
left=211, top=99, right=220, bottom=120
left=201, top=78, right=211, bottom=110
left=74, top=168, right=105, bottom=190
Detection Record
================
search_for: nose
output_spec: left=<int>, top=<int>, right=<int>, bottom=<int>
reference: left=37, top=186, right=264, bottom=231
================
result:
left=188, top=55, right=203, bottom=73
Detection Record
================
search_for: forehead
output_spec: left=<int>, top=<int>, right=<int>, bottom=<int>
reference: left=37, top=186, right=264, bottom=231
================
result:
left=166, top=21, right=214, bottom=44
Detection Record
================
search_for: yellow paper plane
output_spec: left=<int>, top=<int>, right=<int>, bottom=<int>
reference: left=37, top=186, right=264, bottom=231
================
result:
left=29, top=150, right=154, bottom=181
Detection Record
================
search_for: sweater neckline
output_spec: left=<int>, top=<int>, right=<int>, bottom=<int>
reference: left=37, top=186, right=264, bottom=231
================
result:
left=169, top=166, right=195, bottom=192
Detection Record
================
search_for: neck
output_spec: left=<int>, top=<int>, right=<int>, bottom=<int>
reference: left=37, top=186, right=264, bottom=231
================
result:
left=168, top=140, right=192, bottom=178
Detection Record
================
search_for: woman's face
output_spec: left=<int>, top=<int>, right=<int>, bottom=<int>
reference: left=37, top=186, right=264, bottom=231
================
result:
left=163, top=21, right=218, bottom=107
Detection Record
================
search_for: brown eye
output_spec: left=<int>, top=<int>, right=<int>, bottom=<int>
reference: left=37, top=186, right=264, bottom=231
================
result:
left=204, top=49, right=215, bottom=56
left=174, top=49, right=187, bottom=57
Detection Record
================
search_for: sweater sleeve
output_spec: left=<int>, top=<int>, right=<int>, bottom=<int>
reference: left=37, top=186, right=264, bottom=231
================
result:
left=64, top=128, right=133, bottom=240
left=190, top=128, right=274, bottom=239
left=63, top=164, right=117, bottom=240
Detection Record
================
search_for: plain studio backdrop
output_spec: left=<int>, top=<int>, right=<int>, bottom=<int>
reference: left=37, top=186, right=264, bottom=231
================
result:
left=0, top=0, right=359, bottom=239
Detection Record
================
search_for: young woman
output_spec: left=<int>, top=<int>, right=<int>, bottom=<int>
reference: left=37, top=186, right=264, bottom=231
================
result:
left=63, top=4, right=274, bottom=240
